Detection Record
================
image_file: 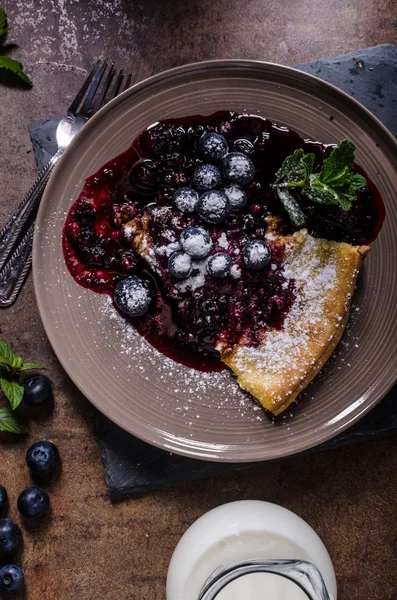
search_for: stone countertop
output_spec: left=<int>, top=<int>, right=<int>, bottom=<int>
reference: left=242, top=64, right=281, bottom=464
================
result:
left=0, top=1, right=396, bottom=599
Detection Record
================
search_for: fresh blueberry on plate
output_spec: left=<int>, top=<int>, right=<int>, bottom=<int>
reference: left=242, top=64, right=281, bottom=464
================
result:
left=173, top=187, right=199, bottom=213
left=26, top=441, right=60, bottom=476
left=0, top=486, right=7, bottom=516
left=196, top=190, right=230, bottom=224
left=222, top=183, right=247, bottom=211
left=180, top=227, right=213, bottom=259
left=243, top=240, right=272, bottom=270
left=114, top=275, right=152, bottom=317
left=232, top=138, right=255, bottom=157
left=0, top=565, right=24, bottom=594
left=17, top=487, right=50, bottom=519
left=222, top=152, right=255, bottom=186
left=191, top=164, right=222, bottom=191
left=23, top=375, right=52, bottom=407
left=207, top=253, right=232, bottom=278
left=0, top=520, right=22, bottom=558
left=168, top=252, right=193, bottom=279
left=198, top=132, right=228, bottom=162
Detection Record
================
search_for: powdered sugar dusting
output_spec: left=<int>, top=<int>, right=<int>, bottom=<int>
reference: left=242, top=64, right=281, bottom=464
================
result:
left=223, top=183, right=247, bottom=210
left=99, top=296, right=260, bottom=425
left=210, top=254, right=228, bottom=271
left=230, top=264, right=242, bottom=279
left=176, top=258, right=208, bottom=292
left=180, top=227, right=213, bottom=259
left=218, top=232, right=229, bottom=249
left=155, top=240, right=180, bottom=257
left=234, top=230, right=341, bottom=400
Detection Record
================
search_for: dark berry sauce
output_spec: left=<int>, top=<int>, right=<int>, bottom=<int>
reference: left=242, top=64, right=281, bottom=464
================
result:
left=63, top=111, right=385, bottom=372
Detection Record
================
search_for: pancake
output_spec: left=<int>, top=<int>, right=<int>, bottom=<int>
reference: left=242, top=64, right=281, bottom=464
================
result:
left=218, top=228, right=369, bottom=415
left=126, top=210, right=369, bottom=415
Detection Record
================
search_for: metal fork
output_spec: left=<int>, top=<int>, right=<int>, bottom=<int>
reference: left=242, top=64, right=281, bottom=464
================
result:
left=0, top=60, right=132, bottom=307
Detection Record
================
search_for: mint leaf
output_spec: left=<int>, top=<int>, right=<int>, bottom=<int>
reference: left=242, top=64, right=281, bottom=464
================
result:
left=275, top=149, right=315, bottom=188
left=0, top=341, right=45, bottom=378
left=276, top=189, right=306, bottom=227
left=0, top=56, right=32, bottom=85
left=273, top=139, right=367, bottom=218
left=20, top=362, right=44, bottom=371
left=320, top=139, right=355, bottom=185
left=0, top=8, right=10, bottom=38
left=348, top=173, right=367, bottom=191
left=1, top=379, right=24, bottom=410
left=0, top=357, right=13, bottom=369
left=12, top=356, right=23, bottom=370
left=0, top=363, right=11, bottom=376
left=0, top=406, right=28, bottom=434
left=0, top=341, right=17, bottom=364
left=307, top=174, right=342, bottom=205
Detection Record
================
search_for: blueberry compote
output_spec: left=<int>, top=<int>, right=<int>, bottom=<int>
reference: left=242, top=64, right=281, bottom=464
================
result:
left=63, top=112, right=384, bottom=372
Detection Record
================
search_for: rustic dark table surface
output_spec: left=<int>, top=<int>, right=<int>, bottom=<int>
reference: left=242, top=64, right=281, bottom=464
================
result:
left=1, top=1, right=396, bottom=599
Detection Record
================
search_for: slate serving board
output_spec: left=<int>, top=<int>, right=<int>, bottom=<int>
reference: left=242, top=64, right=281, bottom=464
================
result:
left=29, top=44, right=397, bottom=500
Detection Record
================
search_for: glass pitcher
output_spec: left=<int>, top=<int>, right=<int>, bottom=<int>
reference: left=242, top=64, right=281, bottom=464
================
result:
left=167, top=501, right=337, bottom=600
left=198, top=559, right=332, bottom=600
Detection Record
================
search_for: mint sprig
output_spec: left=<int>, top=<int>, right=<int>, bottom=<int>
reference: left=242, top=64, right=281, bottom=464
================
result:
left=0, top=406, right=28, bottom=434
left=0, top=9, right=32, bottom=85
left=274, top=139, right=367, bottom=223
left=0, top=8, right=10, bottom=38
left=0, top=341, right=44, bottom=433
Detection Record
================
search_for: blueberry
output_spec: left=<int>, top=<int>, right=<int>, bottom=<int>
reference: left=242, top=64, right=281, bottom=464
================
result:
left=242, top=240, right=272, bottom=270
left=0, top=486, right=7, bottom=516
left=26, top=441, right=60, bottom=476
left=232, top=138, right=255, bottom=157
left=180, top=227, right=213, bottom=259
left=114, top=276, right=152, bottom=318
left=23, top=375, right=52, bottom=407
left=168, top=252, right=193, bottom=279
left=222, top=183, right=247, bottom=211
left=17, top=487, right=50, bottom=519
left=191, top=164, right=222, bottom=191
left=0, top=520, right=22, bottom=559
left=207, top=253, right=232, bottom=278
left=222, top=152, right=255, bottom=186
left=173, top=187, right=199, bottom=213
left=0, top=565, right=24, bottom=594
left=198, top=132, right=228, bottom=162
left=196, top=190, right=230, bottom=224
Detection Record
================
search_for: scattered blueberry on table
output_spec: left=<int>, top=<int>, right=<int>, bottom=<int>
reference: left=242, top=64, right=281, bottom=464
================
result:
left=0, top=520, right=22, bottom=559
left=23, top=375, right=52, bottom=407
left=0, top=565, right=24, bottom=595
left=180, top=227, right=213, bottom=259
left=114, top=275, right=152, bottom=318
left=168, top=252, right=193, bottom=279
left=196, top=190, right=230, bottom=224
left=17, top=487, right=50, bottom=519
left=0, top=485, right=7, bottom=516
left=26, top=441, right=60, bottom=476
left=243, top=240, right=272, bottom=270
left=207, top=253, right=232, bottom=278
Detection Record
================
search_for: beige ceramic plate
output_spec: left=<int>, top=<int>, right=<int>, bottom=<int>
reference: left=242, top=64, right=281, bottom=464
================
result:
left=33, top=60, right=397, bottom=462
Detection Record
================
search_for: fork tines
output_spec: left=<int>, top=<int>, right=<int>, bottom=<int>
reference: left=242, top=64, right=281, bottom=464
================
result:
left=67, top=60, right=132, bottom=119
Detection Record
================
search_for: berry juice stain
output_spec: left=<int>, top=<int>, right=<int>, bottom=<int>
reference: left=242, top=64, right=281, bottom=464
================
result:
left=63, top=111, right=385, bottom=372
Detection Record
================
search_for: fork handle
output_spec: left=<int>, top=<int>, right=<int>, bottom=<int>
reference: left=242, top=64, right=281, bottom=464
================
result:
left=0, top=147, right=63, bottom=271
left=0, top=224, right=34, bottom=307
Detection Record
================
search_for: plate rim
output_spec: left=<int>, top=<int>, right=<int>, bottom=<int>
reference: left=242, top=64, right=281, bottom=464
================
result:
left=33, top=59, right=397, bottom=462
